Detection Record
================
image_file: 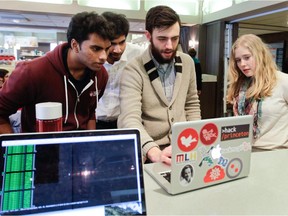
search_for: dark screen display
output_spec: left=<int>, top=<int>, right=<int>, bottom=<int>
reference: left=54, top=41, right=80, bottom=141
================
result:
left=0, top=131, right=145, bottom=215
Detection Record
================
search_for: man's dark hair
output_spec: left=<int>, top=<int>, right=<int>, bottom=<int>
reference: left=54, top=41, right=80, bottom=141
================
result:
left=188, top=48, right=197, bottom=58
left=145, top=5, right=181, bottom=34
left=67, top=11, right=113, bottom=45
left=102, top=11, right=130, bottom=39
left=0, top=69, right=9, bottom=79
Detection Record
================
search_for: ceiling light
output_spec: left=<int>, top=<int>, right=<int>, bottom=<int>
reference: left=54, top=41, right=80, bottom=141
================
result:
left=145, top=0, right=199, bottom=16
left=16, top=0, right=73, bottom=4
left=231, top=7, right=288, bottom=23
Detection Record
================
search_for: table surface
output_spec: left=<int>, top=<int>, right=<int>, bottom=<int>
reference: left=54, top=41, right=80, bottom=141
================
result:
left=144, top=149, right=288, bottom=215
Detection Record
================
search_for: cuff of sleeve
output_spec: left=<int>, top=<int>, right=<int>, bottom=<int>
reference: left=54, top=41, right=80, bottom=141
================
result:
left=142, top=141, right=159, bottom=158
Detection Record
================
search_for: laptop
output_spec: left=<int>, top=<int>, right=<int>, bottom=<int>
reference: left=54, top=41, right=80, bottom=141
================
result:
left=145, top=115, right=253, bottom=195
left=0, top=129, right=146, bottom=215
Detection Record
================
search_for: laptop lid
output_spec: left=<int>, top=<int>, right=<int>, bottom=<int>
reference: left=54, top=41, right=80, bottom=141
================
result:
left=0, top=129, right=146, bottom=215
left=145, top=115, right=253, bottom=195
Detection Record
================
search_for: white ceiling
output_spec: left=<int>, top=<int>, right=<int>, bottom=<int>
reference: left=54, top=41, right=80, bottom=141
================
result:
left=0, top=9, right=287, bottom=35
left=0, top=11, right=145, bottom=33
left=237, top=10, right=288, bottom=35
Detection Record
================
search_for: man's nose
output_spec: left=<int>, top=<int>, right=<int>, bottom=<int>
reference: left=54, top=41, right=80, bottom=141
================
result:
left=112, top=44, right=121, bottom=53
left=165, top=39, right=173, bottom=49
left=99, top=50, right=108, bottom=61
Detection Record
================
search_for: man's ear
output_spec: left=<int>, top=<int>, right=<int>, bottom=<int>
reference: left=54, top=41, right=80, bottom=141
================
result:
left=145, top=30, right=151, bottom=41
left=71, top=39, right=80, bottom=53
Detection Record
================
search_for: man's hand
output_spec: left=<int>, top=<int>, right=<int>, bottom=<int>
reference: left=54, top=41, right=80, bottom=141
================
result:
left=147, top=145, right=172, bottom=165
left=0, top=122, right=14, bottom=134
left=161, top=145, right=172, bottom=165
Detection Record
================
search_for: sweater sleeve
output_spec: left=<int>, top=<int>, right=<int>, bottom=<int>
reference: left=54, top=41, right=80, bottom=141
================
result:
left=118, top=61, right=158, bottom=157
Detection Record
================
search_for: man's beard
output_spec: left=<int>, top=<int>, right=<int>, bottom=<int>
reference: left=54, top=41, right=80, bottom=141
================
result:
left=150, top=40, right=177, bottom=64
left=107, top=52, right=122, bottom=63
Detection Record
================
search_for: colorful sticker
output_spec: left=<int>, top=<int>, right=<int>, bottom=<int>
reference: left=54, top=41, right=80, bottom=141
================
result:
left=198, top=146, right=214, bottom=167
left=199, top=155, right=213, bottom=167
left=221, top=124, right=250, bottom=141
left=204, top=165, right=225, bottom=183
left=226, top=158, right=243, bottom=179
left=200, top=123, right=218, bottom=145
left=176, top=151, right=197, bottom=164
left=218, top=156, right=229, bottom=167
left=177, top=128, right=198, bottom=152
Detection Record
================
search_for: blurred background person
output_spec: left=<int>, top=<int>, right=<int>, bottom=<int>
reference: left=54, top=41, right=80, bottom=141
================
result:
left=188, top=48, right=202, bottom=95
left=0, top=68, right=9, bottom=89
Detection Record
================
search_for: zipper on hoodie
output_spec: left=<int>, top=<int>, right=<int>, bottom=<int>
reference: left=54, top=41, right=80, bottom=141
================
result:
left=68, top=79, right=94, bottom=129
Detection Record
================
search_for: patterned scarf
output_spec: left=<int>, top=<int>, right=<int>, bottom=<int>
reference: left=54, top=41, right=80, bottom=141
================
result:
left=233, top=78, right=262, bottom=139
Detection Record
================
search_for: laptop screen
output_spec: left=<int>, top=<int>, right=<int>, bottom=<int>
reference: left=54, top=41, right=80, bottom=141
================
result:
left=0, top=129, right=146, bottom=215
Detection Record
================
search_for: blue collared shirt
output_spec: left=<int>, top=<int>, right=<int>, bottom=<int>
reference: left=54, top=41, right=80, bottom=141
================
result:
left=151, top=56, right=176, bottom=102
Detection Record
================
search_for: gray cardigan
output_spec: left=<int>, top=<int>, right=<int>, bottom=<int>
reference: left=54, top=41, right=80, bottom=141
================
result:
left=118, top=48, right=201, bottom=157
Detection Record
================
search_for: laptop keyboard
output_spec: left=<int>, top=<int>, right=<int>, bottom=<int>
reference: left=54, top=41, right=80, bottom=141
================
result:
left=160, top=171, right=171, bottom=182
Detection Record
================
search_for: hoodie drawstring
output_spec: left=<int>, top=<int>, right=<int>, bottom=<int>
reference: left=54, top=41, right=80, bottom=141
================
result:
left=95, top=76, right=99, bottom=108
left=63, top=76, right=69, bottom=123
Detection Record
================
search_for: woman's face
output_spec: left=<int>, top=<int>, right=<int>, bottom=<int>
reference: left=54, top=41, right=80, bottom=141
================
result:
left=234, top=45, right=256, bottom=77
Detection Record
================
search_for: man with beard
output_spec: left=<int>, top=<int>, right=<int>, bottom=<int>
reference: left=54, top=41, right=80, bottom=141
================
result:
left=96, top=12, right=143, bottom=129
left=118, top=5, right=201, bottom=165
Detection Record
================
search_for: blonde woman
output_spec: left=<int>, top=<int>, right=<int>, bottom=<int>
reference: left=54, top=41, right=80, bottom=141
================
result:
left=226, top=34, right=288, bottom=151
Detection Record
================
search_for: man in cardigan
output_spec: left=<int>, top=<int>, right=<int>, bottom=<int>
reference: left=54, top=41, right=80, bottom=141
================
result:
left=118, top=6, right=201, bottom=165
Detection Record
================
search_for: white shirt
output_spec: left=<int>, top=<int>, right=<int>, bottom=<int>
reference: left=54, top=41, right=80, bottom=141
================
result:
left=96, top=43, right=144, bottom=121
left=254, top=71, right=288, bottom=149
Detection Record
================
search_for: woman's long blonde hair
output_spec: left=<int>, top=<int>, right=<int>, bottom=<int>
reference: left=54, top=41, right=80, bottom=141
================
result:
left=226, top=34, right=278, bottom=104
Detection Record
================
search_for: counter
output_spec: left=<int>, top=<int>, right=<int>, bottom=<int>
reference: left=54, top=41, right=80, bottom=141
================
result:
left=144, top=150, right=288, bottom=215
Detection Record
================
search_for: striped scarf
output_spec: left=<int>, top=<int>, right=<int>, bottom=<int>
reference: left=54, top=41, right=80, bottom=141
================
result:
left=233, top=78, right=262, bottom=139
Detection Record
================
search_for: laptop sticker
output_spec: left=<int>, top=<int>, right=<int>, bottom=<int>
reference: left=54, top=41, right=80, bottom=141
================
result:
left=204, top=165, right=225, bottom=183
left=176, top=151, right=197, bottom=164
left=177, top=128, right=198, bottom=152
left=198, top=146, right=214, bottom=167
left=200, top=123, right=218, bottom=145
left=218, top=156, right=229, bottom=167
left=221, top=142, right=251, bottom=154
left=226, top=158, right=243, bottom=179
left=179, top=164, right=194, bottom=186
left=198, top=144, right=221, bottom=167
left=221, top=124, right=250, bottom=141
